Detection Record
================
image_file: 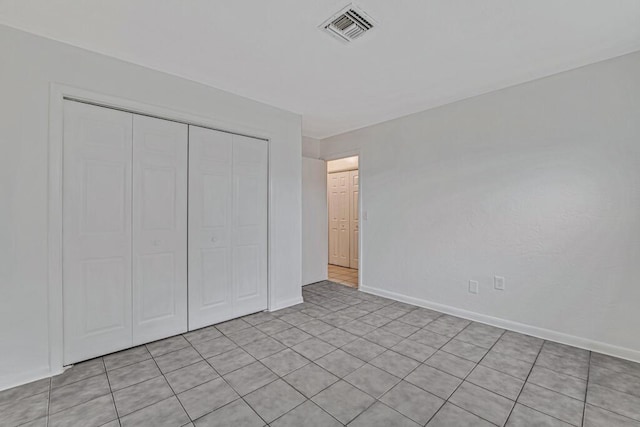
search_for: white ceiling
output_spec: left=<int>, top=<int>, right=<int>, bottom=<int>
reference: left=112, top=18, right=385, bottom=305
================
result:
left=1, top=1, right=640, bottom=138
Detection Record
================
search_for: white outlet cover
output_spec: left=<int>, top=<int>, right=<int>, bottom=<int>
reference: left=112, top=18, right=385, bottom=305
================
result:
left=494, top=276, right=505, bottom=290
left=469, top=280, right=479, bottom=294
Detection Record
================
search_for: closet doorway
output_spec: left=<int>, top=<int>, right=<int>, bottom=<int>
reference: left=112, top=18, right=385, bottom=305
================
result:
left=327, top=156, right=359, bottom=288
left=61, top=99, right=268, bottom=364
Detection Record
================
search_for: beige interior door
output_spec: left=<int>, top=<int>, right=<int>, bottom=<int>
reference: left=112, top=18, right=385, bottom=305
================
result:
left=349, top=170, right=359, bottom=270
left=328, top=171, right=350, bottom=267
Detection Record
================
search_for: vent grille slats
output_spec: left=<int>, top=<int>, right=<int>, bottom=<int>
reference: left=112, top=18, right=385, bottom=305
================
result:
left=343, top=10, right=373, bottom=30
left=333, top=16, right=355, bottom=31
left=320, top=4, right=376, bottom=43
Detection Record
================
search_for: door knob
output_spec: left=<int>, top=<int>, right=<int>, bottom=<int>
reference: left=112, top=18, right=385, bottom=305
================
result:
left=152, top=239, right=160, bottom=246
left=211, top=236, right=217, bottom=243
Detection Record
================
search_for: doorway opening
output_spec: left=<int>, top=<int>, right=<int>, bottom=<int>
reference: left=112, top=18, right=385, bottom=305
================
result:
left=327, top=156, right=359, bottom=288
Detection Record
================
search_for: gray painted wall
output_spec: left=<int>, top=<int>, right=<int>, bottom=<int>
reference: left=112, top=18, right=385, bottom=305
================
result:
left=0, top=25, right=302, bottom=390
left=321, top=52, right=640, bottom=361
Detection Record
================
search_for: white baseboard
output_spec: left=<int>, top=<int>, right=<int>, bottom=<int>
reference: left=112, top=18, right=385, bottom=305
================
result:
left=0, top=366, right=57, bottom=392
left=360, top=285, right=640, bottom=364
left=302, top=274, right=328, bottom=287
left=1, top=293, right=302, bottom=392
left=269, top=296, right=304, bottom=312
left=1, top=295, right=302, bottom=392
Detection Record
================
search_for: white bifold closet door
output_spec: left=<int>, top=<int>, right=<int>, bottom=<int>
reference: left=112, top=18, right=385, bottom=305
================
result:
left=63, top=100, right=188, bottom=364
left=132, top=115, right=188, bottom=345
left=188, top=125, right=268, bottom=329
left=63, top=101, right=134, bottom=364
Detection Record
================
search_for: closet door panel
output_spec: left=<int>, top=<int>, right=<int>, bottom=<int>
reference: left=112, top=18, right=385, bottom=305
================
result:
left=63, top=100, right=133, bottom=364
left=232, top=135, right=268, bottom=315
left=188, top=126, right=233, bottom=329
left=133, top=115, right=188, bottom=344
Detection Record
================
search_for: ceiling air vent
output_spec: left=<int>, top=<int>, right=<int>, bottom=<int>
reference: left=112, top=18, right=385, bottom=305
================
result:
left=319, top=4, right=376, bottom=43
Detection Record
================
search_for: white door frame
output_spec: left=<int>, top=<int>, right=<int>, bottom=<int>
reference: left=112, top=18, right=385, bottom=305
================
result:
left=48, top=83, right=274, bottom=374
left=323, top=151, right=362, bottom=288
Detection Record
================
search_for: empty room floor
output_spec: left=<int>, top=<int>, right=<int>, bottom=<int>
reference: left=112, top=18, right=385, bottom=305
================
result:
left=2, top=282, right=640, bottom=427
left=328, top=264, right=359, bottom=288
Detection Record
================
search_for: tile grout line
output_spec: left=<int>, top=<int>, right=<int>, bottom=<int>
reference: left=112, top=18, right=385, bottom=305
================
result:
left=210, top=298, right=425, bottom=425
left=505, top=346, right=593, bottom=425
left=0, top=381, right=48, bottom=410
left=143, top=343, right=194, bottom=426
left=366, top=319, right=483, bottom=425
left=422, top=325, right=508, bottom=426
left=12, top=282, right=638, bottom=427
left=485, top=351, right=586, bottom=383
left=310, top=289, right=565, bottom=426
left=325, top=286, right=522, bottom=412
left=447, top=339, right=590, bottom=402
left=581, top=396, right=640, bottom=425
left=46, top=377, right=52, bottom=427
left=310, top=283, right=640, bottom=426
left=514, top=402, right=582, bottom=427
left=184, top=330, right=275, bottom=426
left=290, top=306, right=489, bottom=425
left=44, top=362, right=115, bottom=422
left=264, top=360, right=345, bottom=426
left=38, top=308, right=495, bottom=426
left=588, top=360, right=640, bottom=382
left=533, top=352, right=593, bottom=381
left=502, top=337, right=545, bottom=426
left=109, top=375, right=172, bottom=410
left=472, top=365, right=583, bottom=405
left=99, top=357, right=121, bottom=427
left=241, top=308, right=363, bottom=425
left=581, top=351, right=592, bottom=427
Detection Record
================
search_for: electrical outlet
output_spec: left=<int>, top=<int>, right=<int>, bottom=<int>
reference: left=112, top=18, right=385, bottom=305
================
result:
left=469, top=280, right=479, bottom=294
left=494, top=276, right=505, bottom=291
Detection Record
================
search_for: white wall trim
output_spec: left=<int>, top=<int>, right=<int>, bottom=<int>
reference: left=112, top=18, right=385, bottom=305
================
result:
left=47, top=83, right=278, bottom=379
left=47, top=84, right=66, bottom=382
left=301, top=157, right=328, bottom=285
left=269, top=296, right=304, bottom=312
left=360, top=285, right=640, bottom=364
left=0, top=367, right=53, bottom=393
left=321, top=148, right=360, bottom=162
left=321, top=150, right=363, bottom=288
left=355, top=152, right=362, bottom=287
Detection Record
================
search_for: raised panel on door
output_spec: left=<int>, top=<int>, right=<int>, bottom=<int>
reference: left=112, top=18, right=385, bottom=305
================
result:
left=63, top=100, right=133, bottom=364
left=232, top=134, right=268, bottom=317
left=349, top=170, right=359, bottom=270
left=328, top=174, right=340, bottom=265
left=188, top=126, right=233, bottom=329
left=132, top=115, right=188, bottom=344
left=338, top=180, right=350, bottom=264
left=328, top=171, right=350, bottom=267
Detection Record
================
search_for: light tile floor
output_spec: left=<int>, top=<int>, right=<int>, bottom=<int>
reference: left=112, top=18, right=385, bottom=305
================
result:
left=328, top=265, right=358, bottom=288
left=2, top=281, right=640, bottom=426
